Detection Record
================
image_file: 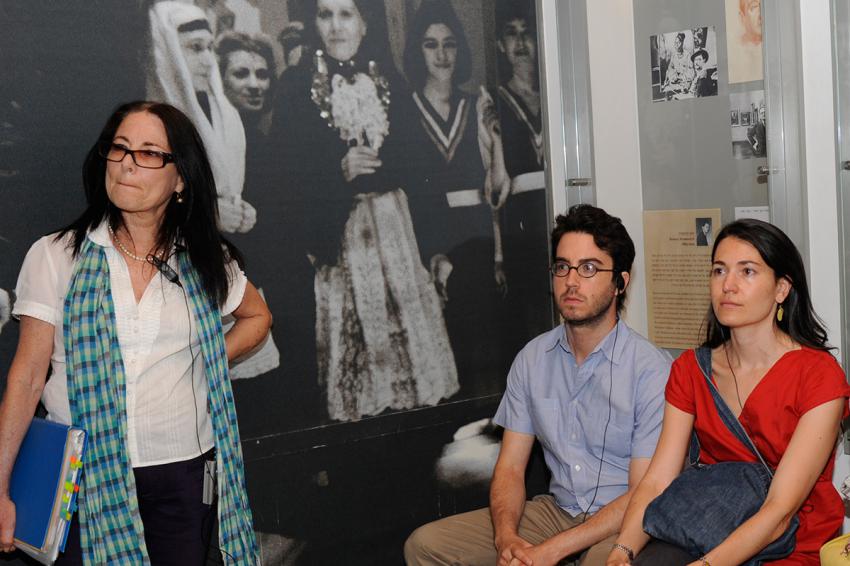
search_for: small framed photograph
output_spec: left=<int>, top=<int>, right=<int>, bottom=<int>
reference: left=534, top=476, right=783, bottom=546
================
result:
left=730, top=110, right=739, bottom=126
left=740, top=111, right=751, bottom=126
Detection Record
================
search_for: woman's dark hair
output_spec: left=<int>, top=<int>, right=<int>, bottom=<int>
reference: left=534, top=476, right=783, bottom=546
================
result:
left=298, top=0, right=391, bottom=68
left=57, top=100, right=243, bottom=307
left=551, top=204, right=635, bottom=314
left=702, top=218, right=829, bottom=350
left=495, top=0, right=536, bottom=37
left=403, top=0, right=472, bottom=91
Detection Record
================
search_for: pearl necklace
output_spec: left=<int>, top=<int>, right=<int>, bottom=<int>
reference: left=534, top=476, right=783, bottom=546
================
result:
left=108, top=224, right=157, bottom=263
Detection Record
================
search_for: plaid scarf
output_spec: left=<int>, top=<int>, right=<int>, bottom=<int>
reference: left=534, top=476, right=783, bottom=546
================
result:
left=63, top=238, right=258, bottom=565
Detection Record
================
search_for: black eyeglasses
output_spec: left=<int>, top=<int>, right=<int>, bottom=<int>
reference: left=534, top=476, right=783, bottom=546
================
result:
left=98, top=142, right=175, bottom=169
left=550, top=261, right=617, bottom=278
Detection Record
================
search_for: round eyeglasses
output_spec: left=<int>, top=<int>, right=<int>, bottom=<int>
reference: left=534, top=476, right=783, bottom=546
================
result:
left=98, top=141, right=175, bottom=169
left=550, top=261, right=617, bottom=278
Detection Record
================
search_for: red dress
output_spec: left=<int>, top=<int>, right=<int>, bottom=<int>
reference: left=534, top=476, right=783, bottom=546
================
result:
left=666, top=348, right=850, bottom=565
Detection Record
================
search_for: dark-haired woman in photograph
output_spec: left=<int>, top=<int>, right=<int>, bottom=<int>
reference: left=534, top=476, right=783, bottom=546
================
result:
left=402, top=0, right=511, bottom=391
left=269, top=0, right=458, bottom=423
left=607, top=219, right=850, bottom=566
left=492, top=0, right=553, bottom=367
left=0, top=101, right=269, bottom=565
left=494, top=0, right=543, bottom=180
left=215, top=30, right=276, bottom=170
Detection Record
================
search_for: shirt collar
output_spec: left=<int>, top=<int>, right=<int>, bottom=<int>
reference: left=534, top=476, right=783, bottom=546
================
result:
left=87, top=221, right=183, bottom=259
left=87, top=220, right=114, bottom=249
left=552, top=319, right=629, bottom=365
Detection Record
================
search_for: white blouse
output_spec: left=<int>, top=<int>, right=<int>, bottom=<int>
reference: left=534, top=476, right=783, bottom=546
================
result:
left=12, top=222, right=247, bottom=467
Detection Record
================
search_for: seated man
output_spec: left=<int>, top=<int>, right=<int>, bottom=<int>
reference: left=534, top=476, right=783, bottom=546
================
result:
left=404, top=205, right=672, bottom=566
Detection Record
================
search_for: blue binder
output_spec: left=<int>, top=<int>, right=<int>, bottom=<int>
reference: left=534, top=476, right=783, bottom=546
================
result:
left=10, top=418, right=86, bottom=565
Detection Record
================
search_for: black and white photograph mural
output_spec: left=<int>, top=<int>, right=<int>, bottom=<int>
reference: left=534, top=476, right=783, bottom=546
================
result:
left=729, top=89, right=766, bottom=159
left=148, top=1, right=254, bottom=234
left=649, top=26, right=719, bottom=102
left=0, top=290, right=10, bottom=337
left=0, top=0, right=553, bottom=563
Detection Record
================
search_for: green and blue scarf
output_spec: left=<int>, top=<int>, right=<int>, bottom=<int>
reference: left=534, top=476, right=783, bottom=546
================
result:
left=63, top=238, right=258, bottom=565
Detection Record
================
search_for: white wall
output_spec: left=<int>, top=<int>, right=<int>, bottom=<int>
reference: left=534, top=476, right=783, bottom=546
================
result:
left=585, top=0, right=649, bottom=335
left=800, top=0, right=843, bottom=361
left=798, top=0, right=848, bottom=527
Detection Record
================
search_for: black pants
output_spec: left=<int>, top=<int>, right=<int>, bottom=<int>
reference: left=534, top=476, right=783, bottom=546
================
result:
left=56, top=450, right=216, bottom=566
left=633, top=539, right=697, bottom=566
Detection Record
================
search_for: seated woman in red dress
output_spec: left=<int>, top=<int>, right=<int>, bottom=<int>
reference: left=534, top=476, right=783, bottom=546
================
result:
left=606, top=219, right=850, bottom=566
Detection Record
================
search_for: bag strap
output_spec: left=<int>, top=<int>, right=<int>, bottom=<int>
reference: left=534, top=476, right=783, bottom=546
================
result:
left=694, top=347, right=774, bottom=477
left=687, top=430, right=700, bottom=467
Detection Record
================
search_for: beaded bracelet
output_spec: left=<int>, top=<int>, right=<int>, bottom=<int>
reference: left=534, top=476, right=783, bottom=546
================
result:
left=611, top=542, right=635, bottom=562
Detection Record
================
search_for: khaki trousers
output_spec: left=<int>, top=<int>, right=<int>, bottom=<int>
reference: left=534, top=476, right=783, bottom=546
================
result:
left=404, top=495, right=617, bottom=566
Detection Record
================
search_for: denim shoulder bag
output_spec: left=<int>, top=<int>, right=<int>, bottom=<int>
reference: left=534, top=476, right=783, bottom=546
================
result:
left=642, top=347, right=798, bottom=565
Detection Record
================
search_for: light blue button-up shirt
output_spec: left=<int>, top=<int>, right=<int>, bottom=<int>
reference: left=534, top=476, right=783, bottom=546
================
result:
left=493, top=320, right=672, bottom=515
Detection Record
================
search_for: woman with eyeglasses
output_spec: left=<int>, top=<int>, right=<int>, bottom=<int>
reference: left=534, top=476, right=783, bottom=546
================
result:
left=0, top=101, right=270, bottom=565
left=606, top=219, right=849, bottom=566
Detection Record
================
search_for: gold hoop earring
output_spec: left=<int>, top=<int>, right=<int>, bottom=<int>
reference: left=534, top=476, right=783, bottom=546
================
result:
left=776, top=303, right=784, bottom=322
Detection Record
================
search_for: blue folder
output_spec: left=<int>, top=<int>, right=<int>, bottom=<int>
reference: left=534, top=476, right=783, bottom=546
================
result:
left=10, top=418, right=85, bottom=565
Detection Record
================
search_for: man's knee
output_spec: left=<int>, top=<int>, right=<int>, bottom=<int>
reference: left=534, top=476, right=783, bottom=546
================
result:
left=404, top=522, right=439, bottom=565
left=404, top=508, right=495, bottom=565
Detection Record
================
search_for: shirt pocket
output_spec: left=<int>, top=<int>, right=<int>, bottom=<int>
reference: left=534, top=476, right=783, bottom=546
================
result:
left=531, top=397, right=561, bottom=450
left=604, top=415, right=634, bottom=460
